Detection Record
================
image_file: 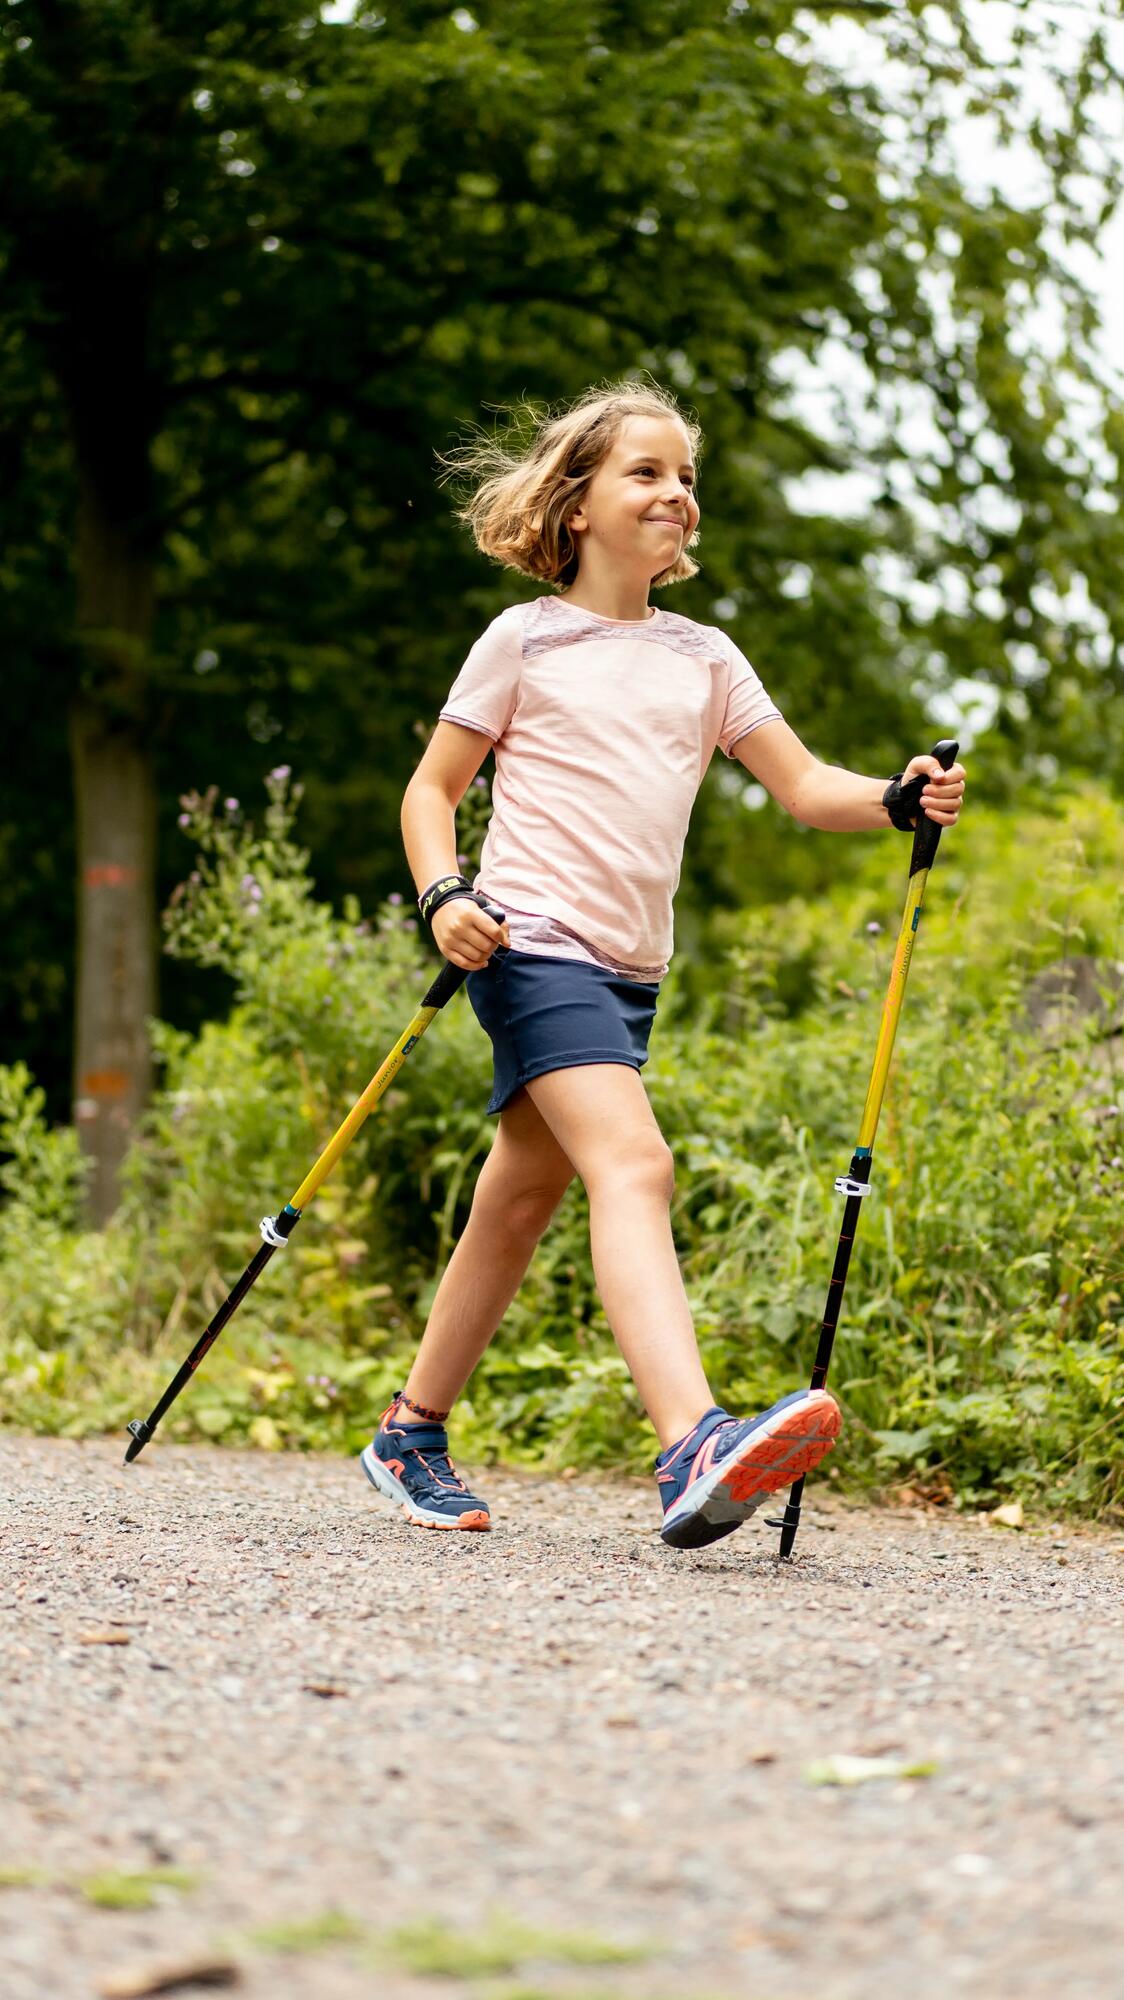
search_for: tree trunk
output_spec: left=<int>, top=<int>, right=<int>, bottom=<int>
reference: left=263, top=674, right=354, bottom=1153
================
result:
left=71, top=470, right=157, bottom=1225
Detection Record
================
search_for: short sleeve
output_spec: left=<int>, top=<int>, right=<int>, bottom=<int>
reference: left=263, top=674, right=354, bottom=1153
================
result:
left=438, top=605, right=523, bottom=743
left=719, top=634, right=782, bottom=758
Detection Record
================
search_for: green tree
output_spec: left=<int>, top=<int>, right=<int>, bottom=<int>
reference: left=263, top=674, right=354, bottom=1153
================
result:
left=1, top=0, right=1120, bottom=1212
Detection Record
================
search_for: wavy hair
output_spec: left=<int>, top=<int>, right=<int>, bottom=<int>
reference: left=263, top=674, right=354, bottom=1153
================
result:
left=435, top=376, right=703, bottom=591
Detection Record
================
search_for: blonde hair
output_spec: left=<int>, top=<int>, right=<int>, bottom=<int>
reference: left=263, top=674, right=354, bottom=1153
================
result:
left=435, top=376, right=703, bottom=591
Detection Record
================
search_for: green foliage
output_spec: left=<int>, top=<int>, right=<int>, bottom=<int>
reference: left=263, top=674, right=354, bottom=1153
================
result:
left=381, top=1913, right=651, bottom=1977
left=0, top=1063, right=88, bottom=1226
left=237, top=1905, right=652, bottom=1984
left=77, top=1868, right=201, bottom=1910
left=247, top=1909, right=369, bottom=1953
left=1, top=780, right=1121, bottom=1518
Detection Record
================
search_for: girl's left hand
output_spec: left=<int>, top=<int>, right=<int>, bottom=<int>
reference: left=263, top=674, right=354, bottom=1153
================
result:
left=902, top=754, right=966, bottom=827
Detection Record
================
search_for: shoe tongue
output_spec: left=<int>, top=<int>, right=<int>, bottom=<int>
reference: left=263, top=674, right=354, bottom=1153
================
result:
left=655, top=1405, right=729, bottom=1467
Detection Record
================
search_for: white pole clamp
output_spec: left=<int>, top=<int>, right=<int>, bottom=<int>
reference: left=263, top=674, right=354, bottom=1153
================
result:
left=259, top=1214, right=290, bottom=1248
left=834, top=1175, right=873, bottom=1199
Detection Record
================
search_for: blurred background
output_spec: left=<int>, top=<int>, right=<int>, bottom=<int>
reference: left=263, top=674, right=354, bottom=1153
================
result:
left=0, top=1, right=1120, bottom=1508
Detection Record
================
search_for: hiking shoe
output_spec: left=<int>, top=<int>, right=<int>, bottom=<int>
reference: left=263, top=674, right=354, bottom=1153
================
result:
left=656, top=1390, right=841, bottom=1550
left=359, top=1394, right=490, bottom=1531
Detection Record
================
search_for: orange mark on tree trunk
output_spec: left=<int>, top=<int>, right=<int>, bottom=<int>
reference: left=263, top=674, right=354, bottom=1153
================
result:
left=84, top=864, right=139, bottom=889
left=81, top=1070, right=130, bottom=1099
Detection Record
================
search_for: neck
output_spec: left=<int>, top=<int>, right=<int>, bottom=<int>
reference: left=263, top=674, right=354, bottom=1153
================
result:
left=560, top=570, right=654, bottom=622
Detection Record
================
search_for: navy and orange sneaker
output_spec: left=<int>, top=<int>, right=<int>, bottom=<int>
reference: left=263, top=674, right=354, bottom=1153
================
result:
left=359, top=1394, right=490, bottom=1532
left=656, top=1390, right=841, bottom=1549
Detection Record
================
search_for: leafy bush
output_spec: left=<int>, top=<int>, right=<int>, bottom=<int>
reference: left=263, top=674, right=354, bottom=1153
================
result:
left=1, top=776, right=1120, bottom=1518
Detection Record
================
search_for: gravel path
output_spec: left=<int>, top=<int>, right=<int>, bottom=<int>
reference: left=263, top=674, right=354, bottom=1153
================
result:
left=2, top=1433, right=1121, bottom=2000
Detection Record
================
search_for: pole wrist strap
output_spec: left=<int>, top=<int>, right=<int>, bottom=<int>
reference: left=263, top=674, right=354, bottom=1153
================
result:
left=418, top=873, right=474, bottom=929
left=882, top=770, right=927, bottom=833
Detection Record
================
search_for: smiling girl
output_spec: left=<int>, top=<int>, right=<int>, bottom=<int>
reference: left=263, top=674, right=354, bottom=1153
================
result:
left=359, top=377, right=965, bottom=1550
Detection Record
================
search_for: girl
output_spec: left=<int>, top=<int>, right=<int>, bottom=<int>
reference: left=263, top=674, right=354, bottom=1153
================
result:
left=360, top=378, right=965, bottom=1550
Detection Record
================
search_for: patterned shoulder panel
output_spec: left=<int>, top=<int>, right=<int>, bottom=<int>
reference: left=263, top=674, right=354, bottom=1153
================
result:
left=523, top=596, right=724, bottom=663
left=655, top=609, right=728, bottom=662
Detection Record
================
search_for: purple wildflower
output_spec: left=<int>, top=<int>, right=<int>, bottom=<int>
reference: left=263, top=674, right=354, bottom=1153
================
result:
left=269, top=764, right=291, bottom=783
left=225, top=797, right=239, bottom=812
left=178, top=812, right=190, bottom=829
left=388, top=892, right=403, bottom=905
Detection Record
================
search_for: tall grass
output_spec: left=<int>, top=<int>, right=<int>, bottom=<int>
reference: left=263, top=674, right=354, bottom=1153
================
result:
left=1, top=776, right=1120, bottom=1516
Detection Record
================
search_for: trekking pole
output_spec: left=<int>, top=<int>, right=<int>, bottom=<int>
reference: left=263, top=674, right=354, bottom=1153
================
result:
left=123, top=900, right=506, bottom=1464
left=767, top=742, right=959, bottom=1559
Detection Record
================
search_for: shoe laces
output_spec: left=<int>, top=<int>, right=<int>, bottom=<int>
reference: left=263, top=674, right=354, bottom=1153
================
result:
left=411, top=1443, right=467, bottom=1492
left=389, top=1424, right=467, bottom=1492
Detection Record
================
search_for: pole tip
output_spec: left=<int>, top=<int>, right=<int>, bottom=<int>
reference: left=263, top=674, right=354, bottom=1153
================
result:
left=123, top=1418, right=154, bottom=1465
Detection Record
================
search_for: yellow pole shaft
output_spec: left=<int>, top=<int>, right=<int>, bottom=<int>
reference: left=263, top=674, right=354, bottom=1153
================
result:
left=286, top=1003, right=441, bottom=1212
left=856, top=865, right=931, bottom=1151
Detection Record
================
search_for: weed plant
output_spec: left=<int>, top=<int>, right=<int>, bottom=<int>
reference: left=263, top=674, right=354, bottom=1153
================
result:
left=1, top=772, right=1120, bottom=1518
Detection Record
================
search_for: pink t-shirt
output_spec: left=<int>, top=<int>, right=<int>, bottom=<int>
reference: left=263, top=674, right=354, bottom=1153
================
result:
left=439, top=594, right=782, bottom=978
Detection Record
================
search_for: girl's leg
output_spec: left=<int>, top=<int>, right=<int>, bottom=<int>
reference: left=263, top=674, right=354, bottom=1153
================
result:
left=398, top=1087, right=576, bottom=1418
left=524, top=1064, right=713, bottom=1450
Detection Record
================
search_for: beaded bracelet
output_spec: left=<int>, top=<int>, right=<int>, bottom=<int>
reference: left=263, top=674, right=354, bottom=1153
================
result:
left=396, top=1389, right=451, bottom=1422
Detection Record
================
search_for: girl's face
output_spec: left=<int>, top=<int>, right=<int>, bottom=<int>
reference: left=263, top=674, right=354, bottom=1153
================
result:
left=567, top=414, right=700, bottom=579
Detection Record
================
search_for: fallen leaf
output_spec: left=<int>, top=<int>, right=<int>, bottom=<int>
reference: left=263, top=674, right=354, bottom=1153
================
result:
left=804, top=1754, right=938, bottom=1787
left=97, top=1956, right=241, bottom=1997
left=301, top=1682, right=349, bottom=1699
left=77, top=1631, right=131, bottom=1647
left=988, top=1502, right=1025, bottom=1530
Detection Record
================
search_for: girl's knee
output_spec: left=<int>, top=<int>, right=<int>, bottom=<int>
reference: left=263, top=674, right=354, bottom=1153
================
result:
left=587, top=1137, right=675, bottom=1204
left=471, top=1117, right=575, bottom=1239
left=474, top=1176, right=571, bottom=1242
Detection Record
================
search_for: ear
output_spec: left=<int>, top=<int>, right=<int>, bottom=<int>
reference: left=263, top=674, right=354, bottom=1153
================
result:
left=567, top=503, right=587, bottom=535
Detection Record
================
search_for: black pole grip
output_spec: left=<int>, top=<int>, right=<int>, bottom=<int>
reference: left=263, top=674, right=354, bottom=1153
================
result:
left=421, top=899, right=507, bottom=1009
left=909, top=739, right=959, bottom=877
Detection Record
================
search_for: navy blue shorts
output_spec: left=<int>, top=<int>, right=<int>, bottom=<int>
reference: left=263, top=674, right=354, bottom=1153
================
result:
left=465, top=948, right=661, bottom=1116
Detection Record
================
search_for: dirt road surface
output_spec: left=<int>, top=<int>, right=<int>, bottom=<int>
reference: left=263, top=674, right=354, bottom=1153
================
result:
left=2, top=1434, right=1121, bottom=2000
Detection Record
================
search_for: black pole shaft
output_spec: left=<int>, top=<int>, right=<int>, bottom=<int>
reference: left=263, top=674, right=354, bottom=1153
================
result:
left=124, top=1243, right=277, bottom=1461
left=774, top=1155, right=869, bottom=1555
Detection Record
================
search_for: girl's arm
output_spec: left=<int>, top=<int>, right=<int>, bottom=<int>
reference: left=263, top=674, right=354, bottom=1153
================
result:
left=401, top=720, right=511, bottom=965
left=401, top=720, right=495, bottom=892
left=734, top=720, right=965, bottom=832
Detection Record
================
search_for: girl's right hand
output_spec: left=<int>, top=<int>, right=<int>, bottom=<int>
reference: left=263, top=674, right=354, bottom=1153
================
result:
left=431, top=897, right=510, bottom=971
